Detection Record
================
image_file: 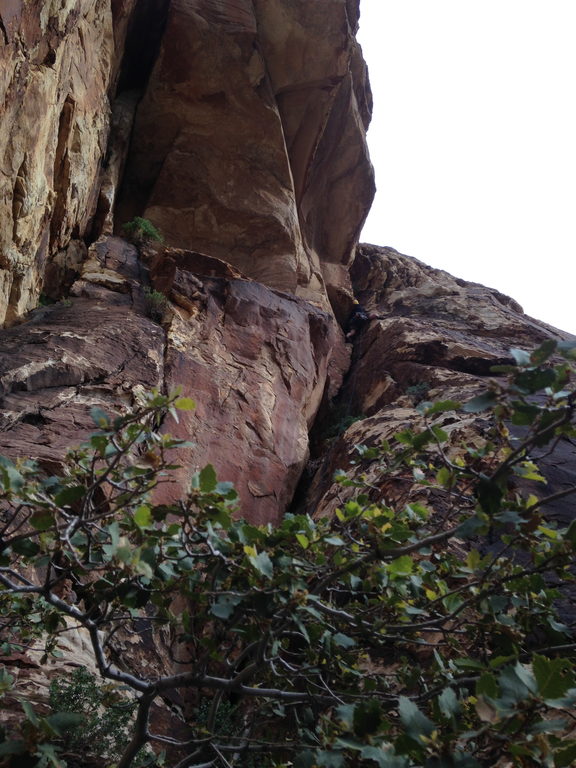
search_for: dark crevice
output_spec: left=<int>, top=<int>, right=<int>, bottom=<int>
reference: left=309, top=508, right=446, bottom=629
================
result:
left=20, top=412, right=49, bottom=426
left=111, top=0, right=172, bottom=230
left=442, top=356, right=513, bottom=377
left=0, top=17, right=8, bottom=46
left=115, top=0, right=171, bottom=94
left=50, top=97, right=75, bottom=251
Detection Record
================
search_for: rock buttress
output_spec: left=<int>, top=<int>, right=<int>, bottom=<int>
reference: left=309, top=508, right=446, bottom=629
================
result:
left=115, top=0, right=374, bottom=312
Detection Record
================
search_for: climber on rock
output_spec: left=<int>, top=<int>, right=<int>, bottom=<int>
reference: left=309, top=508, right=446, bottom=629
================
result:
left=345, top=299, right=379, bottom=340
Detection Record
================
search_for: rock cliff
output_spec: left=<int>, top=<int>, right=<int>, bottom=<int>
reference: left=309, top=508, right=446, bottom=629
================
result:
left=1, top=0, right=572, bottom=542
left=305, top=245, right=575, bottom=518
left=1, top=2, right=575, bottom=757
left=0, top=0, right=368, bottom=522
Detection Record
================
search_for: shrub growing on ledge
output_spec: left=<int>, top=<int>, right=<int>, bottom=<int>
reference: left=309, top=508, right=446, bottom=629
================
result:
left=143, top=286, right=168, bottom=323
left=1, top=342, right=576, bottom=767
left=122, top=216, right=164, bottom=245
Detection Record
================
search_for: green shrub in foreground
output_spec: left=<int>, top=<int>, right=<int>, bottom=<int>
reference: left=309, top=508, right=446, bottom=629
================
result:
left=0, top=340, right=575, bottom=767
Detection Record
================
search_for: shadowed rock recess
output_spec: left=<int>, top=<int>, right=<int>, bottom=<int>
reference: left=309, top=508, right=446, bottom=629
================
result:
left=1, top=0, right=575, bottom=753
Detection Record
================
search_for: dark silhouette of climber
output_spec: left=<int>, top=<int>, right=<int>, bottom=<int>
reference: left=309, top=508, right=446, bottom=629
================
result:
left=345, top=300, right=380, bottom=340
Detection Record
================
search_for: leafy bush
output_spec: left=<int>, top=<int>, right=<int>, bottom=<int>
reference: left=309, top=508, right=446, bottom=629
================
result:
left=48, top=667, right=148, bottom=764
left=0, top=341, right=575, bottom=767
left=405, top=381, right=430, bottom=403
left=122, top=217, right=164, bottom=245
left=143, top=286, right=168, bottom=323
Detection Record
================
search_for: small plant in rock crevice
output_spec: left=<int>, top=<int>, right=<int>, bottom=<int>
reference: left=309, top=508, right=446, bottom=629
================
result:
left=317, top=401, right=364, bottom=443
left=405, top=380, right=431, bottom=404
left=122, top=217, right=164, bottom=246
left=143, top=286, right=168, bottom=323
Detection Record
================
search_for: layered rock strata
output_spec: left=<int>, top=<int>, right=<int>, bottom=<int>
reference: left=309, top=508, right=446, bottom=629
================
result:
left=0, top=236, right=346, bottom=524
left=0, top=0, right=139, bottom=325
left=306, top=245, right=576, bottom=519
left=1, top=0, right=374, bottom=325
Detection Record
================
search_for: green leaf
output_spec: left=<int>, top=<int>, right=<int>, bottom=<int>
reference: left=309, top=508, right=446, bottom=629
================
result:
left=514, top=367, right=557, bottom=393
left=438, top=687, right=459, bottom=718
left=0, top=458, right=24, bottom=491
left=315, top=751, right=346, bottom=768
left=565, top=519, right=576, bottom=545
left=54, top=485, right=86, bottom=506
left=174, top=397, right=195, bottom=411
left=361, top=746, right=408, bottom=767
left=199, top=464, right=217, bottom=493
left=387, top=555, right=413, bottom=577
left=294, top=752, right=316, bottom=768
left=425, top=400, right=461, bottom=415
left=353, top=700, right=383, bottom=737
left=90, top=407, right=110, bottom=427
left=510, top=403, right=541, bottom=426
left=436, top=466, right=452, bottom=487
left=46, top=711, right=85, bottom=734
left=398, top=696, right=435, bottom=740
left=134, top=505, right=152, bottom=529
left=529, top=718, right=568, bottom=734
left=533, top=655, right=574, bottom=698
left=430, top=425, right=448, bottom=443
left=21, top=699, right=40, bottom=726
left=30, top=511, right=54, bottom=531
left=12, top=538, right=40, bottom=557
left=462, top=391, right=497, bottom=413
left=211, top=595, right=242, bottom=619
left=0, top=741, right=26, bottom=757
left=246, top=549, right=273, bottom=579
left=555, top=741, right=576, bottom=767
left=510, top=348, right=532, bottom=366
left=34, top=743, right=63, bottom=767
left=296, top=533, right=309, bottom=549
left=475, top=672, right=498, bottom=698
left=530, top=340, right=557, bottom=365
left=333, top=632, right=356, bottom=649
left=498, top=664, right=534, bottom=702
left=215, top=481, right=236, bottom=498
left=476, top=477, right=503, bottom=517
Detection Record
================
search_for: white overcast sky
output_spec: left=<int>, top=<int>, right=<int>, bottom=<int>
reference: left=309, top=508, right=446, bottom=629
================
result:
left=357, top=1, right=576, bottom=335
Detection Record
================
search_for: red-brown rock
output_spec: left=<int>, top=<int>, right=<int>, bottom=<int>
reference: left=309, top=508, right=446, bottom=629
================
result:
left=115, top=0, right=374, bottom=311
left=306, top=244, right=575, bottom=517
left=0, top=236, right=347, bottom=525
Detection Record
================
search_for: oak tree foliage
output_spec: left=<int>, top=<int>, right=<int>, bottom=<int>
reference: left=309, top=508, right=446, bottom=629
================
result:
left=1, top=340, right=576, bottom=767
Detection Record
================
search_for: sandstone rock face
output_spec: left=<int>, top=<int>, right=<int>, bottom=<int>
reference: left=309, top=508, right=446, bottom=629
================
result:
left=306, top=244, right=575, bottom=516
left=116, top=0, right=374, bottom=310
left=0, top=236, right=346, bottom=525
left=0, top=0, right=139, bottom=325
left=1, top=0, right=373, bottom=321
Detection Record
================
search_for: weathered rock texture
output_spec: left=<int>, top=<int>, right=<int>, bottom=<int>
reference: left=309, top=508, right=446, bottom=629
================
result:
left=0, top=0, right=139, bottom=325
left=0, top=0, right=371, bottom=520
left=1, top=0, right=373, bottom=316
left=115, top=0, right=374, bottom=310
left=2, top=1, right=575, bottom=752
left=305, top=245, right=576, bottom=517
left=0, top=236, right=346, bottom=525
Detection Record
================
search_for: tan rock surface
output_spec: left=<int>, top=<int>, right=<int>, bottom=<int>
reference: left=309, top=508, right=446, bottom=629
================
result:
left=0, top=0, right=137, bottom=325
